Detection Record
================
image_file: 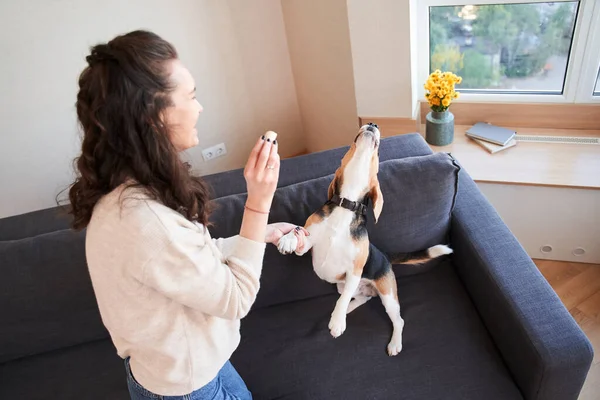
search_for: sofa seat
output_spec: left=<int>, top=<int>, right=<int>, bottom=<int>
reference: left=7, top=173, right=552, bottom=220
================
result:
left=0, top=339, right=128, bottom=399
left=232, top=259, right=523, bottom=400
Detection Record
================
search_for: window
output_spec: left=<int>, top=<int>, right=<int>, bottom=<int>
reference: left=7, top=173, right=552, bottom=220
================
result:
left=418, top=0, right=600, bottom=103
left=429, top=2, right=578, bottom=94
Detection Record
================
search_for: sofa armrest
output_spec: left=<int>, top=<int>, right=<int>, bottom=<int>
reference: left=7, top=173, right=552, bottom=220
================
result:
left=450, top=170, right=593, bottom=400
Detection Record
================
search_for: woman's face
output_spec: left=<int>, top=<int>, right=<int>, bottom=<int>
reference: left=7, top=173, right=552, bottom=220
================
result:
left=164, top=59, right=203, bottom=152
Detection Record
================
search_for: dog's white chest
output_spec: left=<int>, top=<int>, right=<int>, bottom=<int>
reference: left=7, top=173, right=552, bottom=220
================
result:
left=310, top=210, right=358, bottom=283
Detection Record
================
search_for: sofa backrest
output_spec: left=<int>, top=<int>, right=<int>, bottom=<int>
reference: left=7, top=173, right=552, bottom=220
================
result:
left=0, top=207, right=72, bottom=241
left=0, top=134, right=432, bottom=240
left=202, top=133, right=433, bottom=198
left=0, top=228, right=108, bottom=363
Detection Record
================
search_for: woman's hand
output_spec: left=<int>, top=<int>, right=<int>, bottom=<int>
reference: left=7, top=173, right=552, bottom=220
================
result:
left=244, top=133, right=280, bottom=213
left=265, top=223, right=310, bottom=245
left=265, top=223, right=295, bottom=244
left=265, top=223, right=310, bottom=254
left=239, top=133, right=280, bottom=243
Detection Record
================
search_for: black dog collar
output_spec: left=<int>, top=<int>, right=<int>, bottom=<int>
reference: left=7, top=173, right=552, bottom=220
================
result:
left=329, top=193, right=368, bottom=216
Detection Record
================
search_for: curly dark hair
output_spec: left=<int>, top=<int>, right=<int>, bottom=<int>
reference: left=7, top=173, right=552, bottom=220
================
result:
left=66, top=30, right=211, bottom=230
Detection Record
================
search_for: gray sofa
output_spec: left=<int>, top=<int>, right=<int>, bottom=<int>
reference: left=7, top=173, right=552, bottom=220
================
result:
left=0, top=133, right=593, bottom=399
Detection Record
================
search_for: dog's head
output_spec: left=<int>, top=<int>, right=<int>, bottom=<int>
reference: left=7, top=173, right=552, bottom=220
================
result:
left=328, top=123, right=383, bottom=222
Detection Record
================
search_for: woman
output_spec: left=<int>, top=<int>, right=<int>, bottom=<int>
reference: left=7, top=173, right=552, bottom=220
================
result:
left=68, top=30, right=298, bottom=399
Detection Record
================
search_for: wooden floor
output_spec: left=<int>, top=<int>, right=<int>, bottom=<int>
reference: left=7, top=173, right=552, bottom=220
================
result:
left=535, top=259, right=600, bottom=400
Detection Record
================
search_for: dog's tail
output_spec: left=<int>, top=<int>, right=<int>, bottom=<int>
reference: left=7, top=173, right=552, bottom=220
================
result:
left=389, top=244, right=453, bottom=265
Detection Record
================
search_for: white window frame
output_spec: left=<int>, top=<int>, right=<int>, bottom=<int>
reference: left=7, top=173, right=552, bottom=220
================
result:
left=575, top=0, right=600, bottom=102
left=417, top=0, right=600, bottom=104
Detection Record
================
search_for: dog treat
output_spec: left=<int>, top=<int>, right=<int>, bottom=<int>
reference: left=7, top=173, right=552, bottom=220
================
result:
left=264, top=131, right=278, bottom=142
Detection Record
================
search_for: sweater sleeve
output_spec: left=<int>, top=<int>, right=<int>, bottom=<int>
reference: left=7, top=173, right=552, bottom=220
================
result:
left=212, top=236, right=240, bottom=259
left=141, top=223, right=266, bottom=320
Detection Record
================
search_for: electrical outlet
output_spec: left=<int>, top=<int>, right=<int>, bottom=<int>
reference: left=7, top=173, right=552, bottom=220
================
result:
left=202, top=143, right=227, bottom=162
left=214, top=143, right=227, bottom=157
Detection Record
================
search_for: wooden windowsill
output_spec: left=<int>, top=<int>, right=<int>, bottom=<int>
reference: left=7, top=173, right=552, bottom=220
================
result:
left=422, top=125, right=600, bottom=190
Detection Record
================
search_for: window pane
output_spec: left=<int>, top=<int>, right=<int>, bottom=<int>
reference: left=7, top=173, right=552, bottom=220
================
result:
left=429, top=2, right=579, bottom=93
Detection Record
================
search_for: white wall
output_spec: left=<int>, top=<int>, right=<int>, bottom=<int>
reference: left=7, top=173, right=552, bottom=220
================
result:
left=347, top=0, right=418, bottom=118
left=281, top=0, right=359, bottom=153
left=0, top=0, right=304, bottom=218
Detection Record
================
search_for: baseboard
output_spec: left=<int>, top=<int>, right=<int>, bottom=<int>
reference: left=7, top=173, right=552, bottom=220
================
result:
left=357, top=117, right=418, bottom=137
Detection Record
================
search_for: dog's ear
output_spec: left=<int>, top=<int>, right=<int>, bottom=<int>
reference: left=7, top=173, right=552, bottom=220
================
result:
left=368, top=176, right=384, bottom=223
left=367, top=150, right=383, bottom=222
left=328, top=169, right=341, bottom=199
left=329, top=145, right=354, bottom=199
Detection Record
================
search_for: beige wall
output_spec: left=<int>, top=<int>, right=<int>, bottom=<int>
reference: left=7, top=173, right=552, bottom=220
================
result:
left=347, top=0, right=417, bottom=118
left=228, top=1, right=305, bottom=159
left=0, top=0, right=304, bottom=218
left=281, top=0, right=359, bottom=153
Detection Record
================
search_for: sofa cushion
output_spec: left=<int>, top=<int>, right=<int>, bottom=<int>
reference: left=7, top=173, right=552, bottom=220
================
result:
left=0, top=339, right=128, bottom=400
left=366, top=152, right=460, bottom=255
left=231, top=259, right=523, bottom=400
left=208, top=152, right=460, bottom=310
left=0, top=229, right=107, bottom=363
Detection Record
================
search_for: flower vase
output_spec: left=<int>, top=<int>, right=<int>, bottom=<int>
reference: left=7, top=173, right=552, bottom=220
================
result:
left=425, top=110, right=455, bottom=146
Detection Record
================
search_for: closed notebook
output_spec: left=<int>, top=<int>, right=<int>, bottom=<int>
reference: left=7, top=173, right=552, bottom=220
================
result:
left=466, top=122, right=516, bottom=146
left=470, top=136, right=517, bottom=154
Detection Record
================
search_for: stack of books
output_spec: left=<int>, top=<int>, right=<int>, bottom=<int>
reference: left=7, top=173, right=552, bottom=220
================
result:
left=466, top=122, right=517, bottom=154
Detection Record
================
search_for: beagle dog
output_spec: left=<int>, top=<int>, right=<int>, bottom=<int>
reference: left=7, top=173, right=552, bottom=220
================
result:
left=277, top=123, right=453, bottom=356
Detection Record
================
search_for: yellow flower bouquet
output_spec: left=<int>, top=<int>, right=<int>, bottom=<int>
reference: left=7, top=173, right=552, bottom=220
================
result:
left=424, top=70, right=462, bottom=112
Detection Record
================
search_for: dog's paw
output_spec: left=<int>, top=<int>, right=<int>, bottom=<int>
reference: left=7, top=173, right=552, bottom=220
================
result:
left=277, top=230, right=298, bottom=255
left=387, top=336, right=403, bottom=356
left=428, top=244, right=453, bottom=258
left=328, top=313, right=347, bottom=338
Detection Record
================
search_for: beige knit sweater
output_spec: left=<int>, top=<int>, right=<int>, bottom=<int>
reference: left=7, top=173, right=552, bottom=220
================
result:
left=85, top=185, right=265, bottom=396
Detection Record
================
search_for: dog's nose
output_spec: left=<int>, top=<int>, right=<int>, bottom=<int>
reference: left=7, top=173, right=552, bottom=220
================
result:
left=366, top=122, right=378, bottom=132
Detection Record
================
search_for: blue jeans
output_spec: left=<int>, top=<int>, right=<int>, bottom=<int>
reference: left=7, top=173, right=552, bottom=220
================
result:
left=125, top=357, right=252, bottom=400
